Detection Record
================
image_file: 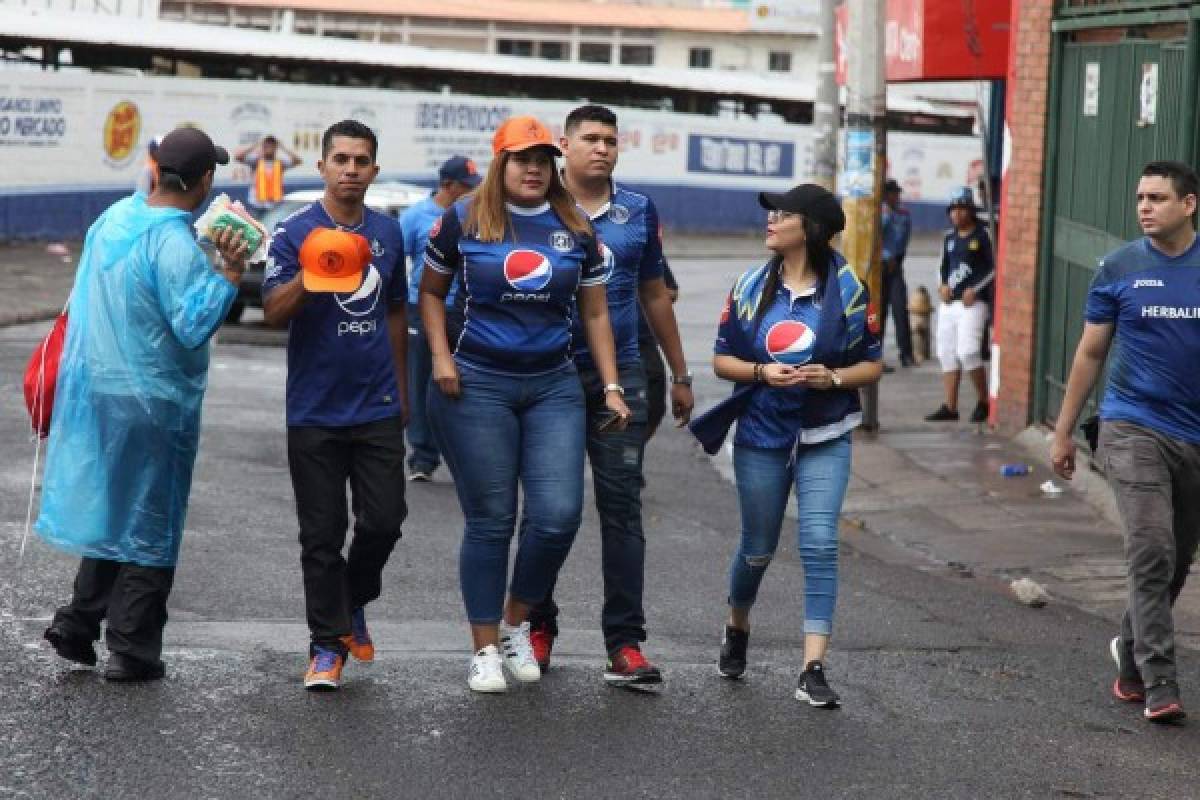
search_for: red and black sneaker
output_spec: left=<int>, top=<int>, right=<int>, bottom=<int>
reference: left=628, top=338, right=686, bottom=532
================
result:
left=529, top=622, right=555, bottom=673
left=1143, top=679, right=1186, bottom=724
left=1109, top=636, right=1144, bottom=703
left=604, top=645, right=663, bottom=690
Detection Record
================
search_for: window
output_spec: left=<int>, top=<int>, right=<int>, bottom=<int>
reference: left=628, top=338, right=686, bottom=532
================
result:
left=689, top=47, right=712, bottom=69
left=538, top=41, right=566, bottom=60
left=579, top=41, right=612, bottom=63
left=768, top=51, right=792, bottom=72
left=497, top=38, right=534, bottom=57
left=619, top=44, right=654, bottom=66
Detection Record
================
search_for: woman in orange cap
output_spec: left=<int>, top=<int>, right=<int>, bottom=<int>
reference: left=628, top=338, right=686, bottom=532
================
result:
left=420, top=115, right=630, bottom=693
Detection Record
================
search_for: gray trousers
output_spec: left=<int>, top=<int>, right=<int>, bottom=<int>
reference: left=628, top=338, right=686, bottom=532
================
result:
left=1101, top=420, right=1200, bottom=683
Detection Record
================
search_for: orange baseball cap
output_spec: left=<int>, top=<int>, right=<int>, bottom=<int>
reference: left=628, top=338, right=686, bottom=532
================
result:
left=492, top=115, right=562, bottom=157
left=299, top=227, right=373, bottom=293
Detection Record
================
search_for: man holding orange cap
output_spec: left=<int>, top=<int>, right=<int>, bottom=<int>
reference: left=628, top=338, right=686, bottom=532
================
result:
left=262, top=119, right=409, bottom=691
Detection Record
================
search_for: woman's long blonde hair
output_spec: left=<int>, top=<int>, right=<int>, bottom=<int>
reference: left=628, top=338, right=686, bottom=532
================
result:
left=464, top=149, right=590, bottom=243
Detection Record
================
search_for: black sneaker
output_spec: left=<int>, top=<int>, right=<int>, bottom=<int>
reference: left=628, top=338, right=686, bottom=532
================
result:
left=796, top=660, right=841, bottom=708
left=969, top=400, right=990, bottom=424
left=103, top=653, right=166, bottom=683
left=43, top=626, right=97, bottom=667
left=924, top=405, right=960, bottom=422
left=899, top=355, right=916, bottom=368
left=1109, top=636, right=1144, bottom=703
left=1143, top=678, right=1186, bottom=724
left=718, top=625, right=749, bottom=680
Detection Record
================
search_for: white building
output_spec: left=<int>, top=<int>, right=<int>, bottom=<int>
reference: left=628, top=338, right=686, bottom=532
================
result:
left=157, top=0, right=818, bottom=77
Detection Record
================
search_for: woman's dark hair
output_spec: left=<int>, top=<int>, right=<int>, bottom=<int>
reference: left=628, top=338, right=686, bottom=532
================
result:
left=755, top=216, right=836, bottom=323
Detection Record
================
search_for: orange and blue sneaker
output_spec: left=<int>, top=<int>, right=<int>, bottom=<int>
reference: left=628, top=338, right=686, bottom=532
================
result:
left=304, top=645, right=345, bottom=691
left=341, top=607, right=375, bottom=662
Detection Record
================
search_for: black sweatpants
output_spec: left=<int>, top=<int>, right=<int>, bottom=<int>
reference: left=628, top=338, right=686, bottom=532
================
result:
left=50, top=557, right=175, bottom=667
left=287, top=416, right=407, bottom=651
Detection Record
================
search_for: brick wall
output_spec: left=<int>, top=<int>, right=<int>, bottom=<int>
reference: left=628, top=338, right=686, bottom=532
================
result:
left=993, top=0, right=1054, bottom=434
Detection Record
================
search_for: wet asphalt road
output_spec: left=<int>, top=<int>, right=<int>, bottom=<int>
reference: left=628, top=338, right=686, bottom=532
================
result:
left=0, top=256, right=1198, bottom=799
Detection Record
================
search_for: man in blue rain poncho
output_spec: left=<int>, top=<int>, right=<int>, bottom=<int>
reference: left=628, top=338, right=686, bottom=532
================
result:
left=38, top=127, right=249, bottom=682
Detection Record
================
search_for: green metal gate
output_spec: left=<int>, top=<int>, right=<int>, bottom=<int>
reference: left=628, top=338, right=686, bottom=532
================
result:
left=1033, top=2, right=1200, bottom=427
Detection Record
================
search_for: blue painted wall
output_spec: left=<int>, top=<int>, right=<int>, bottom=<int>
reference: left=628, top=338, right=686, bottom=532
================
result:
left=0, top=182, right=951, bottom=240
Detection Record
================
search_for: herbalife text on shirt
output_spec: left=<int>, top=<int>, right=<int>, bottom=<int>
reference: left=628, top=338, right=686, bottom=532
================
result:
left=1141, top=306, right=1200, bottom=319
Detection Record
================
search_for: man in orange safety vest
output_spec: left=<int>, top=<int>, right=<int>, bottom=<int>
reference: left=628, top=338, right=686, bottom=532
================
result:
left=235, top=134, right=302, bottom=219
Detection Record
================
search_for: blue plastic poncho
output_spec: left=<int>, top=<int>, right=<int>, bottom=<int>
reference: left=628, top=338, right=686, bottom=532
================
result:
left=35, top=193, right=236, bottom=567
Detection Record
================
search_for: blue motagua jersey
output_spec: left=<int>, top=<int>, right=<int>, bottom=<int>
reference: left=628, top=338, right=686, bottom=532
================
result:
left=939, top=223, right=994, bottom=302
left=1085, top=236, right=1200, bottom=444
left=262, top=201, right=407, bottom=427
left=425, top=199, right=607, bottom=375
left=714, top=261, right=882, bottom=448
left=571, top=185, right=665, bottom=369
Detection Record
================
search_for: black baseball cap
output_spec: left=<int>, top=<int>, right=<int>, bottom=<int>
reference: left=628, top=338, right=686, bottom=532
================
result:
left=884, top=179, right=903, bottom=194
left=439, top=155, right=482, bottom=187
left=759, top=184, right=846, bottom=236
left=155, top=127, right=229, bottom=187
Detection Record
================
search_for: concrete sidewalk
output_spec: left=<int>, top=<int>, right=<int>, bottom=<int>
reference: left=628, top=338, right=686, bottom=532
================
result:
left=845, top=270, right=1200, bottom=652
left=0, top=240, right=78, bottom=327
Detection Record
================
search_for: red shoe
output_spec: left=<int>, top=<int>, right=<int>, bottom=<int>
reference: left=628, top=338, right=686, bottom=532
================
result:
left=604, top=645, right=663, bottom=690
left=530, top=623, right=555, bottom=672
left=1109, top=637, right=1144, bottom=703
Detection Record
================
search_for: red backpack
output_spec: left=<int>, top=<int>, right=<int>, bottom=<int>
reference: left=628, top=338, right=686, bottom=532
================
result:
left=23, top=308, right=69, bottom=439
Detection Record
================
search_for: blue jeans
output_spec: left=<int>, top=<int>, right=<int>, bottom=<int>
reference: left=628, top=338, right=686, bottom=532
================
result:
left=728, top=435, right=852, bottom=635
left=528, top=364, right=649, bottom=652
left=428, top=363, right=586, bottom=624
left=405, top=304, right=440, bottom=472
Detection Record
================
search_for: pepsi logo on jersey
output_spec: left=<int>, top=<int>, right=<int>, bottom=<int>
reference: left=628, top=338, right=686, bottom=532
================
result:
left=765, top=320, right=815, bottom=365
left=504, top=249, right=553, bottom=289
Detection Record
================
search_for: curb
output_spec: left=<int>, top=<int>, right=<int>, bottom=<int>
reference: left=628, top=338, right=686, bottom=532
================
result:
left=0, top=308, right=60, bottom=329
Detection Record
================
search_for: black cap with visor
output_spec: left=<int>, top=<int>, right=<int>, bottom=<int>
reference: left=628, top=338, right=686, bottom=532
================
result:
left=154, top=127, right=229, bottom=190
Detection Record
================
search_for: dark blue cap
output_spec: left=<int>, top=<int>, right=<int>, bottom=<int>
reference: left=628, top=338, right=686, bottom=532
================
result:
left=948, top=186, right=977, bottom=213
left=439, top=155, right=482, bottom=187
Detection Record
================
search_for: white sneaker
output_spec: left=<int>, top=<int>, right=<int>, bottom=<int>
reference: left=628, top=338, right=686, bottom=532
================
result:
left=468, top=645, right=507, bottom=693
left=499, top=621, right=542, bottom=683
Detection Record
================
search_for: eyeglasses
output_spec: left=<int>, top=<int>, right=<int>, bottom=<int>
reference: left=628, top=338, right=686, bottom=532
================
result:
left=766, top=210, right=798, bottom=223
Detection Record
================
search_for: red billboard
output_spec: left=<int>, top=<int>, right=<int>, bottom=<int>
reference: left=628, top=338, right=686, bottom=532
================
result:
left=836, top=0, right=1011, bottom=84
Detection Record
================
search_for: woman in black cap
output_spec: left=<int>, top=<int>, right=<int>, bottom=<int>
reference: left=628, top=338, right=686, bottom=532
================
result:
left=689, top=184, right=882, bottom=708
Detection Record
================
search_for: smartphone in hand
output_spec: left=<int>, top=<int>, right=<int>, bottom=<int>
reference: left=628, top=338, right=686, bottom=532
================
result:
left=593, top=409, right=622, bottom=433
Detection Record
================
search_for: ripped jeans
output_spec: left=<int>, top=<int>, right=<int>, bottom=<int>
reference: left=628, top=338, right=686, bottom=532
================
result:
left=728, top=436, right=852, bottom=636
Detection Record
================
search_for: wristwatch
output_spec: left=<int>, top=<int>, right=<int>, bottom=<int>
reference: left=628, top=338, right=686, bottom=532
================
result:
left=603, top=383, right=625, bottom=396
left=829, top=369, right=843, bottom=388
left=671, top=372, right=693, bottom=386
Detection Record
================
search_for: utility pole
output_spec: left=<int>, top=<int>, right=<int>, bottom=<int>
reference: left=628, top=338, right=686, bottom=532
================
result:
left=840, top=0, right=886, bottom=431
left=812, top=0, right=840, bottom=191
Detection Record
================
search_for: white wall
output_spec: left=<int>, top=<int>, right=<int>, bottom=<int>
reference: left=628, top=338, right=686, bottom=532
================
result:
left=657, top=30, right=815, bottom=75
left=0, top=0, right=159, bottom=16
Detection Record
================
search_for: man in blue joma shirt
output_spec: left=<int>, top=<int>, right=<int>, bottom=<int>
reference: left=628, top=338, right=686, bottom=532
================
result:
left=1053, top=160, right=1200, bottom=725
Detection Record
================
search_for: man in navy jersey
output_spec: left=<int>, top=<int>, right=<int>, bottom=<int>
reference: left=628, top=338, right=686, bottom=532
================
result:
left=1053, top=160, right=1200, bottom=724
left=262, top=120, right=409, bottom=691
left=638, top=261, right=679, bottom=442
left=926, top=188, right=994, bottom=423
left=400, top=155, right=480, bottom=482
left=525, top=104, right=694, bottom=688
